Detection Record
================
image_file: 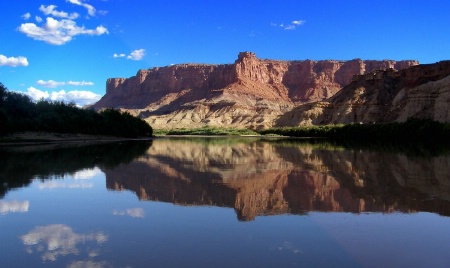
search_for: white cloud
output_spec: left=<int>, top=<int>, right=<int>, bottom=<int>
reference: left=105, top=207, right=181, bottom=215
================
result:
left=67, top=0, right=96, bottom=17
left=35, top=16, right=43, bottom=23
left=292, top=20, right=306, bottom=26
left=22, top=13, right=31, bottom=20
left=114, top=49, right=145, bottom=61
left=67, top=80, right=94, bottom=86
left=113, top=53, right=126, bottom=58
left=25, top=86, right=49, bottom=100
left=25, top=87, right=101, bottom=107
left=63, top=90, right=101, bottom=104
left=0, top=54, right=29, bottom=67
left=18, top=17, right=108, bottom=45
left=55, top=90, right=101, bottom=106
left=37, top=79, right=65, bottom=88
left=37, top=80, right=95, bottom=88
left=271, top=20, right=306, bottom=30
left=21, top=224, right=107, bottom=261
left=284, top=25, right=296, bottom=30
left=284, top=20, right=306, bottom=30
left=39, top=5, right=79, bottom=20
left=127, top=49, right=145, bottom=60
left=0, top=200, right=30, bottom=215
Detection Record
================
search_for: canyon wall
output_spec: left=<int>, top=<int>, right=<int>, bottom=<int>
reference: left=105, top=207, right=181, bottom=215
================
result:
left=92, top=52, right=418, bottom=129
left=277, top=60, right=450, bottom=126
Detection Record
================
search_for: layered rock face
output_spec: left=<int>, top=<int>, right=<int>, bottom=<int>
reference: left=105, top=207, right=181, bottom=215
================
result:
left=92, top=52, right=418, bottom=129
left=278, top=60, right=450, bottom=125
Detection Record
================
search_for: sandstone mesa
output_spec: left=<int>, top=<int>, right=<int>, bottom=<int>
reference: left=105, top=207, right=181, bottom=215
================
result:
left=91, top=52, right=450, bottom=129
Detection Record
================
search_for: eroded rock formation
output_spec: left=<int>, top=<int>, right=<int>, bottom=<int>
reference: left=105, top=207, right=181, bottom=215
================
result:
left=277, top=61, right=450, bottom=125
left=92, top=52, right=418, bottom=129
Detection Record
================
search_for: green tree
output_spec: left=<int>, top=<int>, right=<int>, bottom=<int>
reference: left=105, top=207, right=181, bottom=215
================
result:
left=0, top=82, right=6, bottom=106
left=0, top=82, right=153, bottom=137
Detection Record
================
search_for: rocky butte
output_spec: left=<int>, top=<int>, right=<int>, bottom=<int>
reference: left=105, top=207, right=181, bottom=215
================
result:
left=91, top=52, right=420, bottom=129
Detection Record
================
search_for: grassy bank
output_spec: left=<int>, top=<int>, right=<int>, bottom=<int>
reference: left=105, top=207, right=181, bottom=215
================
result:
left=154, top=119, right=450, bottom=145
left=259, top=119, right=450, bottom=157
left=155, top=126, right=259, bottom=136
left=259, top=119, right=450, bottom=145
left=259, top=124, right=344, bottom=137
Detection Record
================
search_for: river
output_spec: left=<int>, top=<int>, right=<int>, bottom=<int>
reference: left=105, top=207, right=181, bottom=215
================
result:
left=1, top=137, right=449, bottom=267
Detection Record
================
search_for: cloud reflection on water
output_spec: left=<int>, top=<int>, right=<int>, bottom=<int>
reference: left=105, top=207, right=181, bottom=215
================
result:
left=66, top=260, right=110, bottom=268
left=0, top=200, right=30, bottom=215
left=113, top=208, right=145, bottom=218
left=38, top=181, right=94, bottom=189
left=72, top=168, right=103, bottom=180
left=36, top=168, right=102, bottom=190
left=20, top=224, right=107, bottom=261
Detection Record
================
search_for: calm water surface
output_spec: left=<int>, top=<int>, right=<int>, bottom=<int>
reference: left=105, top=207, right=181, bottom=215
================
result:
left=1, top=138, right=450, bottom=267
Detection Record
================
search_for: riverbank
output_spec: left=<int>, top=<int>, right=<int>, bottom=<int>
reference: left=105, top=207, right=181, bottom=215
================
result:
left=260, top=119, right=450, bottom=144
left=0, top=132, right=153, bottom=146
left=154, top=126, right=259, bottom=136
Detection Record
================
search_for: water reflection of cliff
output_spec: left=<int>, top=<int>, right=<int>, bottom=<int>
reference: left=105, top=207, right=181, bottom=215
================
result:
left=0, top=141, right=152, bottom=198
left=105, top=138, right=450, bottom=221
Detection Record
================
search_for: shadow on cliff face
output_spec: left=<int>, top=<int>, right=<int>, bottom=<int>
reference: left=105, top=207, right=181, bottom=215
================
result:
left=139, top=88, right=226, bottom=117
left=103, top=138, right=450, bottom=221
left=0, top=141, right=152, bottom=198
left=276, top=60, right=450, bottom=126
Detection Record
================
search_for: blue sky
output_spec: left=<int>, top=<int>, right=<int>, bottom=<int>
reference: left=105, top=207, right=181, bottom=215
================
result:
left=1, top=0, right=449, bottom=106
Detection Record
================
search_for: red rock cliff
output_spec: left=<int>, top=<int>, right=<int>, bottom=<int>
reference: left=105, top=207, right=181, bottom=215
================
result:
left=92, top=52, right=418, bottom=129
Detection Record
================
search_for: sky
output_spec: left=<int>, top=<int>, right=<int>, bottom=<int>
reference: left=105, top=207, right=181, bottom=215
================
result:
left=1, top=0, right=449, bottom=106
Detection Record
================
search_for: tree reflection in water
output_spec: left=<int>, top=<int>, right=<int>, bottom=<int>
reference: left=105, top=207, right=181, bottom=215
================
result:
left=0, top=141, right=152, bottom=197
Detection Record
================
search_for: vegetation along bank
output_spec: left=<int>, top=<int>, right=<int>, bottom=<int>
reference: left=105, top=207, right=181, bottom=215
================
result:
left=0, top=83, right=152, bottom=138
